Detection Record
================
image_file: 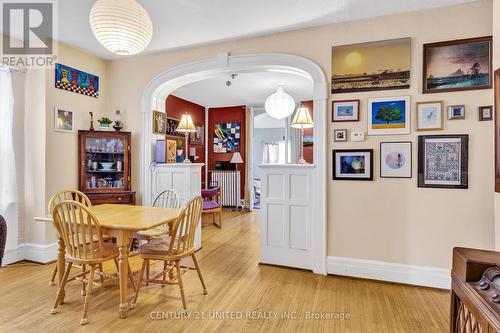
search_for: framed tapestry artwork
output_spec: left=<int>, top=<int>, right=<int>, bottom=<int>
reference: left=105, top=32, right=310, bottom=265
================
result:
left=152, top=111, right=166, bottom=135
left=54, top=107, right=74, bottom=132
left=332, top=149, right=373, bottom=180
left=416, top=101, right=443, bottom=130
left=478, top=105, right=493, bottom=121
left=166, top=139, right=177, bottom=163
left=334, top=129, right=348, bottom=142
left=332, top=100, right=360, bottom=122
left=190, top=125, right=204, bottom=145
left=213, top=122, right=240, bottom=153
left=417, top=134, right=469, bottom=189
left=447, top=105, right=465, bottom=120
left=55, top=63, right=99, bottom=98
left=367, top=96, right=410, bottom=135
left=166, top=117, right=183, bottom=137
left=331, top=37, right=411, bottom=93
left=380, top=142, right=412, bottom=178
left=423, top=36, right=492, bottom=94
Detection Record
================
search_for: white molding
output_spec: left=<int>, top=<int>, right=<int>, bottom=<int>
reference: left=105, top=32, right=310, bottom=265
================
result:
left=2, top=242, right=57, bottom=266
left=327, top=256, right=450, bottom=289
left=141, top=53, right=328, bottom=274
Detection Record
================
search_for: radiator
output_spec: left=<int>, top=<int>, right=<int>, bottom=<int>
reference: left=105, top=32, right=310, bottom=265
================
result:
left=210, top=171, right=241, bottom=207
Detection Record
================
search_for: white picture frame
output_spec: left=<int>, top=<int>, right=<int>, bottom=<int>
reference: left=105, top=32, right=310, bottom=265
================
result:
left=367, top=96, right=411, bottom=135
left=380, top=141, right=412, bottom=178
left=54, top=107, right=74, bottom=132
left=416, top=101, right=443, bottom=130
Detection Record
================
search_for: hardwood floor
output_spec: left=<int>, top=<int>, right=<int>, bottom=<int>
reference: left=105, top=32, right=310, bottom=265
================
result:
left=0, top=209, right=450, bottom=332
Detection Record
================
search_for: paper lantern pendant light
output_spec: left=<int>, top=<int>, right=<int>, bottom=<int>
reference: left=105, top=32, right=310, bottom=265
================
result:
left=89, top=0, right=153, bottom=56
left=265, top=84, right=296, bottom=119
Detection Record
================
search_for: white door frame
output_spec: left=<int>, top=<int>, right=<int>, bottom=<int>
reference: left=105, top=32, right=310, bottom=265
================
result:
left=140, top=53, right=328, bottom=275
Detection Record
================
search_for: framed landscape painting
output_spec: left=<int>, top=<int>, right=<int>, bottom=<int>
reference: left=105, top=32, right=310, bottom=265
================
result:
left=417, top=134, right=468, bottom=189
left=423, top=36, right=492, bottom=93
left=331, top=37, right=411, bottom=94
left=367, top=96, right=410, bottom=135
left=332, top=149, right=373, bottom=180
left=332, top=100, right=359, bottom=122
left=380, top=142, right=412, bottom=178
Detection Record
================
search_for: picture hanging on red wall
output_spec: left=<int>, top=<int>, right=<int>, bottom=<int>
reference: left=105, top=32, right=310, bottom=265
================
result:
left=213, top=122, right=240, bottom=153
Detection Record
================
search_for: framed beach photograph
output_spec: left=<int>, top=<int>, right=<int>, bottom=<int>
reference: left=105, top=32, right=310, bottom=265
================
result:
left=478, top=105, right=493, bottom=121
left=416, top=101, right=443, bottom=130
left=380, top=142, right=412, bottom=178
left=332, top=100, right=360, bottom=122
left=447, top=105, right=465, bottom=120
left=417, top=135, right=469, bottom=189
left=367, top=96, right=410, bottom=135
left=332, top=149, right=373, bottom=180
left=152, top=111, right=166, bottom=135
left=423, top=36, right=492, bottom=94
left=334, top=129, right=348, bottom=142
left=332, top=37, right=411, bottom=94
left=54, top=107, right=74, bottom=132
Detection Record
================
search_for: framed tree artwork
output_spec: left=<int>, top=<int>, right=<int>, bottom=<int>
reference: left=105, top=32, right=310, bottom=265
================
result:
left=367, top=96, right=410, bottom=135
left=418, top=134, right=468, bottom=189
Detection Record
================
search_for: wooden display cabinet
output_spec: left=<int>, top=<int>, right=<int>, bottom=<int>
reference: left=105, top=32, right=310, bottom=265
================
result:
left=78, top=130, right=135, bottom=205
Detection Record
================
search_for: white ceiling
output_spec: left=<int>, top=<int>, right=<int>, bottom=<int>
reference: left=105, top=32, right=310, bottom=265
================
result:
left=172, top=71, right=313, bottom=108
left=47, top=0, right=477, bottom=59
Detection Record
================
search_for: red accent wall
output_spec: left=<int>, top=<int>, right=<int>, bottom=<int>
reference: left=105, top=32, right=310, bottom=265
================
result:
left=302, top=100, right=314, bottom=164
left=165, top=95, right=206, bottom=182
left=208, top=106, right=246, bottom=198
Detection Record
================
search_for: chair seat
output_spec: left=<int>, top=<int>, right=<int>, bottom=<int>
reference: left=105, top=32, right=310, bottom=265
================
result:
left=66, top=243, right=119, bottom=263
left=130, top=227, right=168, bottom=241
left=203, top=201, right=220, bottom=210
left=138, top=237, right=178, bottom=256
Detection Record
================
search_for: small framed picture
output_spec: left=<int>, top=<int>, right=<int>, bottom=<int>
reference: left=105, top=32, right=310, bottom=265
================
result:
left=334, top=129, right=348, bottom=142
left=54, top=107, right=74, bottom=132
left=152, top=110, right=167, bottom=135
left=478, top=105, right=493, bottom=121
left=332, top=149, right=373, bottom=181
left=368, top=96, right=410, bottom=135
left=416, top=101, right=443, bottom=131
left=380, top=142, right=412, bottom=178
left=332, top=100, right=360, bottom=122
left=417, top=134, right=468, bottom=189
left=448, top=105, right=465, bottom=120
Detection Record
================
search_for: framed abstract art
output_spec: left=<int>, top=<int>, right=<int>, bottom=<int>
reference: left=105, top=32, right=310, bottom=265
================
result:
left=380, top=142, right=412, bottom=178
left=332, top=149, right=373, bottom=180
left=213, top=122, right=240, bottom=153
left=417, top=134, right=469, bottom=189
left=55, top=63, right=99, bottom=98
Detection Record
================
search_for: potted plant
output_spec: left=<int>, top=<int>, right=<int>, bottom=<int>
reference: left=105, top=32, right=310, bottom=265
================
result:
left=176, top=139, right=184, bottom=163
left=97, top=117, right=113, bottom=131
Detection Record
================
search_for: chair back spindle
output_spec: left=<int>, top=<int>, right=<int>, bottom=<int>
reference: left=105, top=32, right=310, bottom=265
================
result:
left=169, top=196, right=202, bottom=256
left=52, top=201, right=104, bottom=261
left=153, top=190, right=181, bottom=209
left=49, top=189, right=92, bottom=214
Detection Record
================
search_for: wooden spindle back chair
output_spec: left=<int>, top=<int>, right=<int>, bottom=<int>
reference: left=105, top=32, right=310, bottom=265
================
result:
left=168, top=196, right=203, bottom=259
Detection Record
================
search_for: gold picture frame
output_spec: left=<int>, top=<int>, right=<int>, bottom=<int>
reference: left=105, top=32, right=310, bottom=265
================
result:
left=152, top=110, right=166, bottom=135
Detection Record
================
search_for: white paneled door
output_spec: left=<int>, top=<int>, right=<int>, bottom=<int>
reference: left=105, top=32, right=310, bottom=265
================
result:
left=259, top=165, right=314, bottom=270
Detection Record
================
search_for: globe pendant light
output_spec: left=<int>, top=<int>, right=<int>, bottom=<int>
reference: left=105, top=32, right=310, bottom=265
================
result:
left=89, top=0, right=153, bottom=56
left=264, top=84, right=296, bottom=119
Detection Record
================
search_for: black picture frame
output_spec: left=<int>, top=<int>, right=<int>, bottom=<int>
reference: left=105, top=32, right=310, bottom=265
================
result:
left=417, top=135, right=469, bottom=189
left=332, top=149, right=373, bottom=181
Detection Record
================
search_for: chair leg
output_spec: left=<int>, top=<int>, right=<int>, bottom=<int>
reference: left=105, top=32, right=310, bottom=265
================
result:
left=145, top=259, right=150, bottom=286
left=218, top=210, right=222, bottom=228
left=49, top=265, right=58, bottom=286
left=127, top=263, right=137, bottom=293
left=80, top=265, right=95, bottom=325
left=162, top=260, right=168, bottom=286
left=175, top=261, right=187, bottom=310
left=191, top=253, right=207, bottom=294
left=132, top=260, right=147, bottom=307
left=51, top=262, right=73, bottom=314
left=99, top=263, right=105, bottom=284
left=81, top=264, right=87, bottom=296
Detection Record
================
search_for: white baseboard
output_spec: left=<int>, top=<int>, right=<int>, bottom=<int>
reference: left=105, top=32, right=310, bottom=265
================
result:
left=327, top=256, right=450, bottom=289
left=2, top=242, right=57, bottom=266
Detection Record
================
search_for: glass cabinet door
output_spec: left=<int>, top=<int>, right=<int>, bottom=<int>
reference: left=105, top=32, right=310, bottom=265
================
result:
left=84, top=137, right=126, bottom=191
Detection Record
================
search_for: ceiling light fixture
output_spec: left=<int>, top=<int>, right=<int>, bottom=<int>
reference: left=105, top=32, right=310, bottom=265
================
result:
left=89, top=0, right=153, bottom=56
left=264, top=84, right=296, bottom=119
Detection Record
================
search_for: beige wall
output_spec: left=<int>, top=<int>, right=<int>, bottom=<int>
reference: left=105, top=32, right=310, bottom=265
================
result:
left=493, top=0, right=500, bottom=250
left=39, top=0, right=494, bottom=269
left=43, top=42, right=110, bottom=243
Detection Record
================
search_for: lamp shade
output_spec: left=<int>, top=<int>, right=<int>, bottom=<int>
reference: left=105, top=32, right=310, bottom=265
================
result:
left=264, top=85, right=296, bottom=119
left=176, top=114, right=196, bottom=132
left=89, top=0, right=153, bottom=56
left=291, top=105, right=314, bottom=129
left=230, top=152, right=244, bottom=164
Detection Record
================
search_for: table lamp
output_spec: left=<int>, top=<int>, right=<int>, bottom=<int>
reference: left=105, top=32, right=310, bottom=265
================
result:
left=291, top=104, right=314, bottom=164
left=176, top=113, right=196, bottom=163
left=230, top=151, right=244, bottom=172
